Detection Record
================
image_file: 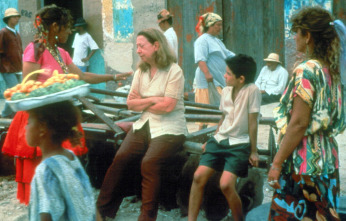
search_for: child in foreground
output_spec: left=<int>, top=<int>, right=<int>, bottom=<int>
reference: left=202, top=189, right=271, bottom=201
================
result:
left=26, top=101, right=95, bottom=221
left=188, top=54, right=261, bottom=221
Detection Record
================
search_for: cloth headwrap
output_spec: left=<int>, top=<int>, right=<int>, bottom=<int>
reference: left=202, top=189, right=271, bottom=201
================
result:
left=33, top=15, right=68, bottom=74
left=195, top=12, right=222, bottom=36
left=333, top=20, right=346, bottom=85
left=33, top=15, right=48, bottom=62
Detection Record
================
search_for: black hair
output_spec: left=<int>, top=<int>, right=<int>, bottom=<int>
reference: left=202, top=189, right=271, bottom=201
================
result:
left=36, top=4, right=73, bottom=31
left=225, top=54, right=257, bottom=84
left=166, top=17, right=173, bottom=25
left=28, top=100, right=82, bottom=146
left=3, top=17, right=9, bottom=24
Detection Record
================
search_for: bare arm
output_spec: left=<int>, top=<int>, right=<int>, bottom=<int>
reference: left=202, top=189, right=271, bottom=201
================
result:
left=23, top=61, right=41, bottom=80
left=146, top=96, right=178, bottom=115
left=67, top=63, right=132, bottom=84
left=81, top=49, right=98, bottom=62
left=215, top=113, right=225, bottom=135
left=248, top=112, right=259, bottom=167
left=201, top=114, right=225, bottom=152
left=126, top=89, right=162, bottom=112
left=268, top=96, right=311, bottom=188
left=198, top=61, right=213, bottom=82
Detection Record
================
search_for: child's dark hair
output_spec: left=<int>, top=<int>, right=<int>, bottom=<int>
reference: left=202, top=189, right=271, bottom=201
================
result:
left=225, top=54, right=257, bottom=84
left=28, top=101, right=82, bottom=146
left=166, top=17, right=173, bottom=25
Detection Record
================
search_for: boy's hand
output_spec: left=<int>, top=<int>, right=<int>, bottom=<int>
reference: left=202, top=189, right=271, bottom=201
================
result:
left=249, top=152, right=259, bottom=167
left=201, top=142, right=207, bottom=152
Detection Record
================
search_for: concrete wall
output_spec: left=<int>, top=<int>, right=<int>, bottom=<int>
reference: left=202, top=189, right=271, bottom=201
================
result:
left=131, top=0, right=166, bottom=71
left=18, top=0, right=38, bottom=51
left=100, top=0, right=165, bottom=92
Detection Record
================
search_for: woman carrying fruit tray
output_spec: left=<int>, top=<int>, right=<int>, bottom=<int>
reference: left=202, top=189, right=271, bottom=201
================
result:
left=1, top=4, right=131, bottom=205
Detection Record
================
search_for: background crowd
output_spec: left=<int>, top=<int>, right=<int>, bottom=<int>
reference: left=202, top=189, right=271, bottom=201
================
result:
left=0, top=3, right=345, bottom=221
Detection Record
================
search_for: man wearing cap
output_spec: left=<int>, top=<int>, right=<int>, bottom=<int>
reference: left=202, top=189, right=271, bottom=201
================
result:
left=157, top=9, right=178, bottom=58
left=0, top=8, right=23, bottom=118
left=72, top=17, right=99, bottom=72
left=255, top=53, right=288, bottom=105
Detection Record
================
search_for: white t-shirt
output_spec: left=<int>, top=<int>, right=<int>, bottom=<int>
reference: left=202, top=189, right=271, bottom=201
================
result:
left=164, top=27, right=178, bottom=58
left=255, top=65, right=289, bottom=95
left=72, top=32, right=99, bottom=67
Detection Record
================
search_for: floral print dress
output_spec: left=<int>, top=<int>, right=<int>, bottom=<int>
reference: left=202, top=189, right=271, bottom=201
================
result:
left=269, top=60, right=345, bottom=220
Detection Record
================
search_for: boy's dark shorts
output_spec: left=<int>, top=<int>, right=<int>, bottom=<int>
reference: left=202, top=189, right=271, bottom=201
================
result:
left=199, top=137, right=250, bottom=177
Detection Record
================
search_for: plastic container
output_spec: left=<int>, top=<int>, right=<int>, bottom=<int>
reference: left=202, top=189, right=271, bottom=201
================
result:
left=7, top=84, right=90, bottom=112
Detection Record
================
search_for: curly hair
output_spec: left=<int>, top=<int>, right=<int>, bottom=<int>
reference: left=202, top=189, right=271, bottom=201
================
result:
left=137, top=28, right=176, bottom=71
left=36, top=4, right=73, bottom=32
left=28, top=101, right=82, bottom=146
left=290, top=6, right=340, bottom=80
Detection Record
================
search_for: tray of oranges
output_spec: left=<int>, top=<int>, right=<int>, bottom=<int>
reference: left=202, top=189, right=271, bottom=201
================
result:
left=4, top=70, right=90, bottom=111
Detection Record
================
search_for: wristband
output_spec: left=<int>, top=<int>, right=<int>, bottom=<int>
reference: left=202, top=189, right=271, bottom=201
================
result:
left=270, top=163, right=281, bottom=171
left=113, top=74, right=117, bottom=81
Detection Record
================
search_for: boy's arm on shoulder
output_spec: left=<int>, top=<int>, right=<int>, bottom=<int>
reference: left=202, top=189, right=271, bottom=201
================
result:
left=248, top=112, right=259, bottom=167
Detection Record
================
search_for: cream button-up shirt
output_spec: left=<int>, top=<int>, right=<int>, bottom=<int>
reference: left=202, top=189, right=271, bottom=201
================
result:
left=130, top=63, right=187, bottom=138
left=214, top=84, right=261, bottom=145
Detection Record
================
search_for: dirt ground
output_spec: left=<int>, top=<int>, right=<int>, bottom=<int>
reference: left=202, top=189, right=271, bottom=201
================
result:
left=0, top=102, right=345, bottom=221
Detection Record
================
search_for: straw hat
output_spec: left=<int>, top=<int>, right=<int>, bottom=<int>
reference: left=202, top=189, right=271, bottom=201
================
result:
left=157, top=9, right=172, bottom=23
left=263, top=53, right=281, bottom=64
left=3, top=8, right=20, bottom=22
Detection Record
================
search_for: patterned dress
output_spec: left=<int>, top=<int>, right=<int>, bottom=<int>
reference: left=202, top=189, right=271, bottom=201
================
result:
left=270, top=60, right=345, bottom=220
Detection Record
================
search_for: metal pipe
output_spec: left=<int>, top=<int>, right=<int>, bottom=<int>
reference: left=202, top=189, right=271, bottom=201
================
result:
left=183, top=141, right=203, bottom=154
left=184, top=101, right=219, bottom=110
left=89, top=88, right=220, bottom=110
left=93, top=105, right=139, bottom=117
left=185, top=107, right=222, bottom=115
left=90, top=88, right=128, bottom=97
left=114, top=115, right=141, bottom=123
left=94, top=101, right=128, bottom=109
left=185, top=114, right=221, bottom=123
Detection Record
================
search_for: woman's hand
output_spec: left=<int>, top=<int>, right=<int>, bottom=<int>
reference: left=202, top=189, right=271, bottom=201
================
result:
left=267, top=163, right=282, bottom=189
left=249, top=151, right=259, bottom=167
left=114, top=72, right=133, bottom=81
left=205, top=72, right=214, bottom=82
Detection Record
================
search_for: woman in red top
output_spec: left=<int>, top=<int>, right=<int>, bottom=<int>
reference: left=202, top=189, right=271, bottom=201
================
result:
left=1, top=4, right=131, bottom=205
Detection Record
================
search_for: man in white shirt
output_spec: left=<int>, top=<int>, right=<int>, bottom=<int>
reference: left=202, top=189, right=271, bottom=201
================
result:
left=72, top=18, right=99, bottom=72
left=255, top=53, right=289, bottom=105
left=157, top=9, right=178, bottom=58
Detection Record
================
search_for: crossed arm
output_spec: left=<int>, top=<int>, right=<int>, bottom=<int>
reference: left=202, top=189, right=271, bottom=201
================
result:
left=127, top=89, right=177, bottom=114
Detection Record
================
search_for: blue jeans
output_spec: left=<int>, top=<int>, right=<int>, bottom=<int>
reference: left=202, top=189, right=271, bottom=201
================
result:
left=1, top=72, right=21, bottom=117
left=77, top=66, right=87, bottom=72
